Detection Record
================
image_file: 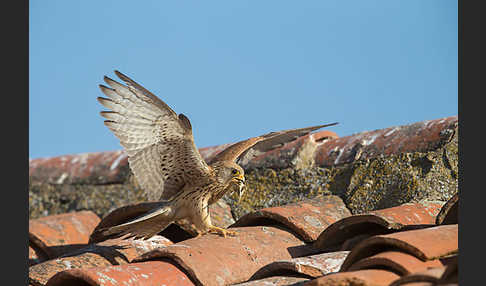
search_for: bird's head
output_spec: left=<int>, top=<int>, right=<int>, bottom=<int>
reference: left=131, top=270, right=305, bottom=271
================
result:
left=212, top=161, right=246, bottom=202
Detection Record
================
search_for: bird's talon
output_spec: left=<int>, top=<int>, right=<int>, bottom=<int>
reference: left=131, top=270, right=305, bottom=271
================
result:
left=208, top=226, right=237, bottom=238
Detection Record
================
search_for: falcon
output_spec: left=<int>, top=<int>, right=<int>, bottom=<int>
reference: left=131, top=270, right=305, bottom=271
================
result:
left=92, top=70, right=337, bottom=241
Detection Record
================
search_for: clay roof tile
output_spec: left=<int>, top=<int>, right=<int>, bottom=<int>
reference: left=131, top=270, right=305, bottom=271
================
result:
left=346, top=251, right=444, bottom=276
left=29, top=235, right=172, bottom=285
left=29, top=150, right=129, bottom=185
left=45, top=260, right=195, bottom=286
left=29, top=211, right=101, bottom=261
left=251, top=251, right=350, bottom=280
left=314, top=116, right=457, bottom=167
left=134, top=225, right=310, bottom=286
left=314, top=201, right=444, bottom=251
left=303, top=269, right=400, bottom=286
left=340, top=224, right=458, bottom=271
left=231, top=195, right=351, bottom=242
left=435, top=192, right=458, bottom=225
left=388, top=266, right=447, bottom=286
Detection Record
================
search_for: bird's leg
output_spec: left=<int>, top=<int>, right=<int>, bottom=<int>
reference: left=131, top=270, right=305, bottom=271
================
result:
left=191, top=202, right=237, bottom=238
left=207, top=225, right=237, bottom=238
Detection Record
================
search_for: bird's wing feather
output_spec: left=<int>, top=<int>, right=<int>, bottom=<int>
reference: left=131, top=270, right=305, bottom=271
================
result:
left=209, top=123, right=338, bottom=165
left=89, top=201, right=167, bottom=243
left=99, top=205, right=172, bottom=240
left=98, top=70, right=211, bottom=201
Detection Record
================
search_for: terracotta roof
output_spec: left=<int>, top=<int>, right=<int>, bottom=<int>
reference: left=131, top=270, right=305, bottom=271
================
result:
left=313, top=201, right=444, bottom=251
left=303, top=269, right=401, bottom=286
left=29, top=210, right=100, bottom=266
left=28, top=193, right=458, bottom=286
left=29, top=150, right=129, bottom=185
left=231, top=195, right=352, bottom=242
left=250, top=251, right=350, bottom=279
left=46, top=261, right=193, bottom=286
left=28, top=116, right=459, bottom=286
left=314, top=115, right=457, bottom=167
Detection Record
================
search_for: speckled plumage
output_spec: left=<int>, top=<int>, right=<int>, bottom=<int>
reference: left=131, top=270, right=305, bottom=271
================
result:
left=94, top=70, right=338, bottom=240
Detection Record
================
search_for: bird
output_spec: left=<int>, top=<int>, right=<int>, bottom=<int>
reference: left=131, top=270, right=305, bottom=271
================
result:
left=91, top=70, right=338, bottom=241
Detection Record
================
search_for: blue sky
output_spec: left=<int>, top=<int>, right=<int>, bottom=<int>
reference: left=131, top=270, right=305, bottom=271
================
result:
left=29, top=1, right=457, bottom=159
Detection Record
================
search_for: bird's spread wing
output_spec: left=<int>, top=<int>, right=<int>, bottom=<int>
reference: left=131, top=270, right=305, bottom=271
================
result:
left=209, top=123, right=338, bottom=165
left=98, top=70, right=211, bottom=201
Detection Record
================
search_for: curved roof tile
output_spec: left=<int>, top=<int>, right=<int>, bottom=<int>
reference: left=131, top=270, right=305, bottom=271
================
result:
left=314, top=115, right=457, bottom=167
left=251, top=251, right=349, bottom=280
left=45, top=260, right=195, bottom=286
left=29, top=211, right=100, bottom=260
left=134, top=226, right=309, bottom=286
left=29, top=235, right=172, bottom=285
left=314, top=201, right=444, bottom=251
left=346, top=251, right=444, bottom=276
left=340, top=224, right=458, bottom=271
left=303, top=269, right=400, bottom=286
left=231, top=195, right=351, bottom=242
left=435, top=192, right=458, bottom=225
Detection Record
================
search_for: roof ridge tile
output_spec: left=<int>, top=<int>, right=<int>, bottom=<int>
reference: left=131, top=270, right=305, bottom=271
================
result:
left=314, top=115, right=457, bottom=167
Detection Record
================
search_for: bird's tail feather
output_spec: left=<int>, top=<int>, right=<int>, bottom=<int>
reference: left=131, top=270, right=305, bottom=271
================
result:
left=100, top=205, right=172, bottom=240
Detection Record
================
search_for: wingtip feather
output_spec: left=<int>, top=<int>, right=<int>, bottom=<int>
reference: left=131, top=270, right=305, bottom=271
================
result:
left=114, top=70, right=130, bottom=82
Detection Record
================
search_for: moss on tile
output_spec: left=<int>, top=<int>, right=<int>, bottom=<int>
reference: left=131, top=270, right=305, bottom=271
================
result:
left=224, top=127, right=458, bottom=218
left=29, top=174, right=147, bottom=219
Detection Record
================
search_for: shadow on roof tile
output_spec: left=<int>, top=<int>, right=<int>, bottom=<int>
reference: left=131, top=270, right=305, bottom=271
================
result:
left=45, top=260, right=195, bottom=286
left=340, top=224, right=458, bottom=271
left=29, top=211, right=100, bottom=262
left=439, top=255, right=458, bottom=284
left=231, top=195, right=351, bottom=242
left=134, top=225, right=312, bottom=286
left=303, top=269, right=400, bottom=286
left=29, top=243, right=48, bottom=267
left=313, top=201, right=444, bottom=251
left=29, top=235, right=172, bottom=286
left=435, top=192, right=458, bottom=225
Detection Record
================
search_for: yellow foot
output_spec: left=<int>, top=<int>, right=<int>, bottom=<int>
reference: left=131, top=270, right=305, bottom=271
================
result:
left=207, top=226, right=237, bottom=238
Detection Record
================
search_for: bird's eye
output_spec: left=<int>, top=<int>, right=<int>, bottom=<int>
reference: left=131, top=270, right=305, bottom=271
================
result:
left=231, top=169, right=238, bottom=175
